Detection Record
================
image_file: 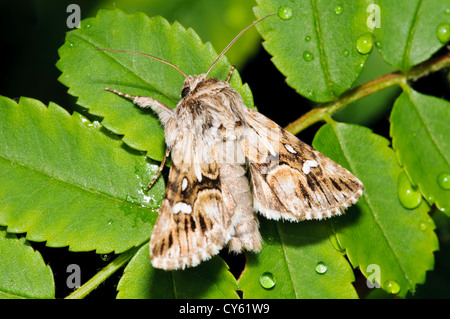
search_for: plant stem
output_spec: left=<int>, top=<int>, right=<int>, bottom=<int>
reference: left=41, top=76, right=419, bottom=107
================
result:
left=65, top=245, right=141, bottom=299
left=284, top=52, right=450, bottom=135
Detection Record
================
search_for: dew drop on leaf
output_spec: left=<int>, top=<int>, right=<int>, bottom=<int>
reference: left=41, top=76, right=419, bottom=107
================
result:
left=437, top=23, right=450, bottom=43
left=265, top=236, right=275, bottom=245
left=101, top=253, right=112, bottom=262
left=303, top=51, right=314, bottom=62
left=315, top=262, right=328, bottom=274
left=419, top=222, right=428, bottom=232
left=342, top=49, right=349, bottom=57
left=278, top=6, right=293, bottom=20
left=334, top=5, right=343, bottom=15
left=305, top=35, right=311, bottom=42
left=397, top=172, right=422, bottom=209
left=259, top=272, right=276, bottom=289
left=437, top=172, right=450, bottom=190
left=356, top=33, right=374, bottom=54
left=384, top=280, right=401, bottom=294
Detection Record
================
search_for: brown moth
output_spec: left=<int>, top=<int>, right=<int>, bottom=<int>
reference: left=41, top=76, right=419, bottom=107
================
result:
left=100, top=14, right=364, bottom=270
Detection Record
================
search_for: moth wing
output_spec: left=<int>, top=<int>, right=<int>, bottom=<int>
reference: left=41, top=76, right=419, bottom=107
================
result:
left=241, top=108, right=364, bottom=221
left=150, top=136, right=231, bottom=270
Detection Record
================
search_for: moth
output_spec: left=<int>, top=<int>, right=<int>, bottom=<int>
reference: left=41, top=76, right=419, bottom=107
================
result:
left=100, top=14, right=364, bottom=270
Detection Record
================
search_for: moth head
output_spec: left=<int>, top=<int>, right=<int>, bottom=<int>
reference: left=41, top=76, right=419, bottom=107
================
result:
left=181, top=74, right=207, bottom=98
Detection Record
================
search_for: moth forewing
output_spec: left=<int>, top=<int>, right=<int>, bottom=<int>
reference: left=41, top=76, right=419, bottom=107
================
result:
left=241, top=106, right=364, bottom=221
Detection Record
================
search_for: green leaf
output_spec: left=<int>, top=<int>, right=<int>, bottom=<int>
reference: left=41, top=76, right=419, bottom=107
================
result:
left=93, top=0, right=261, bottom=68
left=254, top=0, right=373, bottom=102
left=238, top=219, right=358, bottom=299
left=375, top=0, right=450, bottom=71
left=117, top=244, right=239, bottom=299
left=57, top=9, right=254, bottom=161
left=0, top=229, right=54, bottom=299
left=0, top=95, right=164, bottom=253
left=390, top=89, right=450, bottom=215
left=313, top=123, right=439, bottom=297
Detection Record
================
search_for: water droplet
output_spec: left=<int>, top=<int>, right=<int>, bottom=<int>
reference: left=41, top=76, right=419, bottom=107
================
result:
left=384, top=280, right=400, bottom=294
left=259, top=272, right=276, bottom=289
left=101, top=253, right=112, bottom=262
left=437, top=23, right=450, bottom=43
left=437, top=172, right=450, bottom=190
left=356, top=33, right=374, bottom=54
left=278, top=6, right=293, bottom=20
left=446, top=8, right=450, bottom=15
left=398, top=172, right=422, bottom=209
left=375, top=41, right=382, bottom=49
left=315, top=262, right=328, bottom=274
left=265, top=236, right=275, bottom=245
left=334, top=5, right=343, bottom=15
left=305, top=35, right=311, bottom=42
left=419, top=222, right=427, bottom=232
left=303, top=51, right=314, bottom=62
left=342, top=49, right=349, bottom=57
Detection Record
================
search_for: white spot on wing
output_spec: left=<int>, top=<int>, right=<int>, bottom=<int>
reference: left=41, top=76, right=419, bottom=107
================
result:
left=302, top=160, right=318, bottom=175
left=181, top=178, right=188, bottom=191
left=173, top=202, right=192, bottom=214
left=285, top=144, right=297, bottom=154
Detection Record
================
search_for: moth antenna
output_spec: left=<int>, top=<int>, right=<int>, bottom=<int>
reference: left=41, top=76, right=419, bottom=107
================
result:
left=205, top=13, right=276, bottom=78
left=96, top=48, right=188, bottom=79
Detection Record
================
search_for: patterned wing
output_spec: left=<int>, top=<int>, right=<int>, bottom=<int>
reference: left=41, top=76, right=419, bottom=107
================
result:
left=150, top=134, right=232, bottom=270
left=241, top=108, right=364, bottom=221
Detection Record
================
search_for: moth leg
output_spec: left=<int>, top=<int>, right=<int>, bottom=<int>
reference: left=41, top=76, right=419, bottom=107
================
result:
left=225, top=65, right=236, bottom=83
left=145, top=147, right=170, bottom=191
left=104, top=87, right=173, bottom=121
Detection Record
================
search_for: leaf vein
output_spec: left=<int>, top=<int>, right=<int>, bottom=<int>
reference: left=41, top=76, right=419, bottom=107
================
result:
left=72, top=33, right=178, bottom=105
left=276, top=223, right=299, bottom=298
left=0, top=155, right=156, bottom=212
left=402, top=0, right=423, bottom=71
left=333, top=126, right=414, bottom=289
left=408, top=94, right=449, bottom=166
left=310, top=0, right=334, bottom=99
